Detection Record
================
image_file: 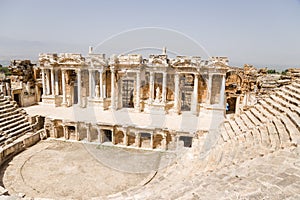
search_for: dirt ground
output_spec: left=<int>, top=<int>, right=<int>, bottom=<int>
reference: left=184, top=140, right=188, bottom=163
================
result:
left=1, top=140, right=153, bottom=200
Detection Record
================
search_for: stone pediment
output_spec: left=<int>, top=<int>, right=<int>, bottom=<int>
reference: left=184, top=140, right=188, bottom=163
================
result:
left=148, top=55, right=168, bottom=67
left=57, top=53, right=85, bottom=65
left=171, top=56, right=200, bottom=67
left=88, top=54, right=107, bottom=67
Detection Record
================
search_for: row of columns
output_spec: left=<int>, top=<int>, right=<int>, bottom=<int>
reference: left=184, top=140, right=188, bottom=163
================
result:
left=42, top=68, right=68, bottom=106
left=42, top=67, right=226, bottom=110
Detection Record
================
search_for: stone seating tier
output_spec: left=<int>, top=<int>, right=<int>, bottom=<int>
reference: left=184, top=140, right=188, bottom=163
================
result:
left=0, top=95, right=33, bottom=147
left=106, top=82, right=300, bottom=199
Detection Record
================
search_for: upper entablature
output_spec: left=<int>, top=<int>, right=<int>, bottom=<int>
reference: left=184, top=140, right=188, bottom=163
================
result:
left=39, top=53, right=85, bottom=67
left=171, top=56, right=201, bottom=67
left=115, top=54, right=143, bottom=66
left=209, top=56, right=229, bottom=65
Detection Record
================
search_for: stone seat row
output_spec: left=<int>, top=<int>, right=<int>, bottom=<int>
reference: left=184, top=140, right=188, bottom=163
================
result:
left=0, top=116, right=26, bottom=132
left=106, top=83, right=300, bottom=200
left=0, top=96, right=33, bottom=147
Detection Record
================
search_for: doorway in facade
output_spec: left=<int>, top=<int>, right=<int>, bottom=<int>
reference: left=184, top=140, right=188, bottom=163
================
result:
left=179, top=136, right=193, bottom=148
left=180, top=75, right=193, bottom=111
left=122, top=79, right=134, bottom=108
left=13, top=93, right=21, bottom=106
left=226, top=97, right=237, bottom=114
left=103, top=130, right=112, bottom=142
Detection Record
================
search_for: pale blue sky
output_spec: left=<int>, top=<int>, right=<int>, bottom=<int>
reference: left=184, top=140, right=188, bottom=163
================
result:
left=0, top=0, right=299, bottom=69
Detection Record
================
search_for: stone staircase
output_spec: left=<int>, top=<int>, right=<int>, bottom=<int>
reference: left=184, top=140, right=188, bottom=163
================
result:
left=104, top=81, right=300, bottom=200
left=0, top=94, right=32, bottom=146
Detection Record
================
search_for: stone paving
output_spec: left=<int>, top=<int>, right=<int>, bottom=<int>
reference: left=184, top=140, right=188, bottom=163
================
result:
left=1, top=140, right=153, bottom=199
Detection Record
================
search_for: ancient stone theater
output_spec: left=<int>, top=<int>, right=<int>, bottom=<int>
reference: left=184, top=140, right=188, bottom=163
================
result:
left=0, top=47, right=299, bottom=199
left=38, top=48, right=228, bottom=150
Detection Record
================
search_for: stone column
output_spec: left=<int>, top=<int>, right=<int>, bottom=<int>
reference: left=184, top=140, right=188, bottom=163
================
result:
left=162, top=72, right=167, bottom=103
left=110, top=67, right=116, bottom=110
left=235, top=95, right=241, bottom=116
left=174, top=73, right=180, bottom=113
left=219, top=74, right=226, bottom=107
left=207, top=74, right=213, bottom=105
left=61, top=70, right=67, bottom=107
left=55, top=70, right=59, bottom=95
left=192, top=74, right=199, bottom=114
left=63, top=125, right=68, bottom=139
left=50, top=68, right=55, bottom=96
left=149, top=71, right=154, bottom=102
left=111, top=130, right=115, bottom=145
left=97, top=127, right=101, bottom=143
left=77, top=69, right=81, bottom=106
left=162, top=135, right=167, bottom=150
left=99, top=70, right=103, bottom=99
left=123, top=129, right=128, bottom=146
left=86, top=123, right=91, bottom=142
left=150, top=134, right=154, bottom=149
left=75, top=124, right=80, bottom=141
left=89, top=70, right=93, bottom=98
left=135, top=132, right=140, bottom=147
left=41, top=68, right=46, bottom=96
left=135, top=71, right=141, bottom=111
left=46, top=69, right=50, bottom=95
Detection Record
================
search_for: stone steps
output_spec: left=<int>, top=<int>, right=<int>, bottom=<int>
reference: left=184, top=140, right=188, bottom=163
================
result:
left=269, top=95, right=300, bottom=131
left=0, top=115, right=25, bottom=130
left=106, top=83, right=300, bottom=200
left=279, top=115, right=300, bottom=145
left=0, top=117, right=27, bottom=132
left=272, top=119, right=291, bottom=148
left=223, top=122, right=234, bottom=140
left=0, top=100, right=10, bottom=107
left=266, top=122, right=280, bottom=150
left=276, top=91, right=300, bottom=107
left=228, top=120, right=242, bottom=136
left=0, top=112, right=22, bottom=124
left=0, top=103, right=14, bottom=110
left=0, top=105, right=18, bottom=115
left=255, top=104, right=274, bottom=121
left=245, top=109, right=262, bottom=126
left=235, top=116, right=249, bottom=133
left=283, top=86, right=300, bottom=101
left=259, top=99, right=282, bottom=117
left=292, top=82, right=300, bottom=90
left=240, top=113, right=255, bottom=130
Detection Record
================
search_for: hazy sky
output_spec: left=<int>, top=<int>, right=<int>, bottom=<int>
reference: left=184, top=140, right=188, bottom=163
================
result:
left=0, top=0, right=299, bottom=69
